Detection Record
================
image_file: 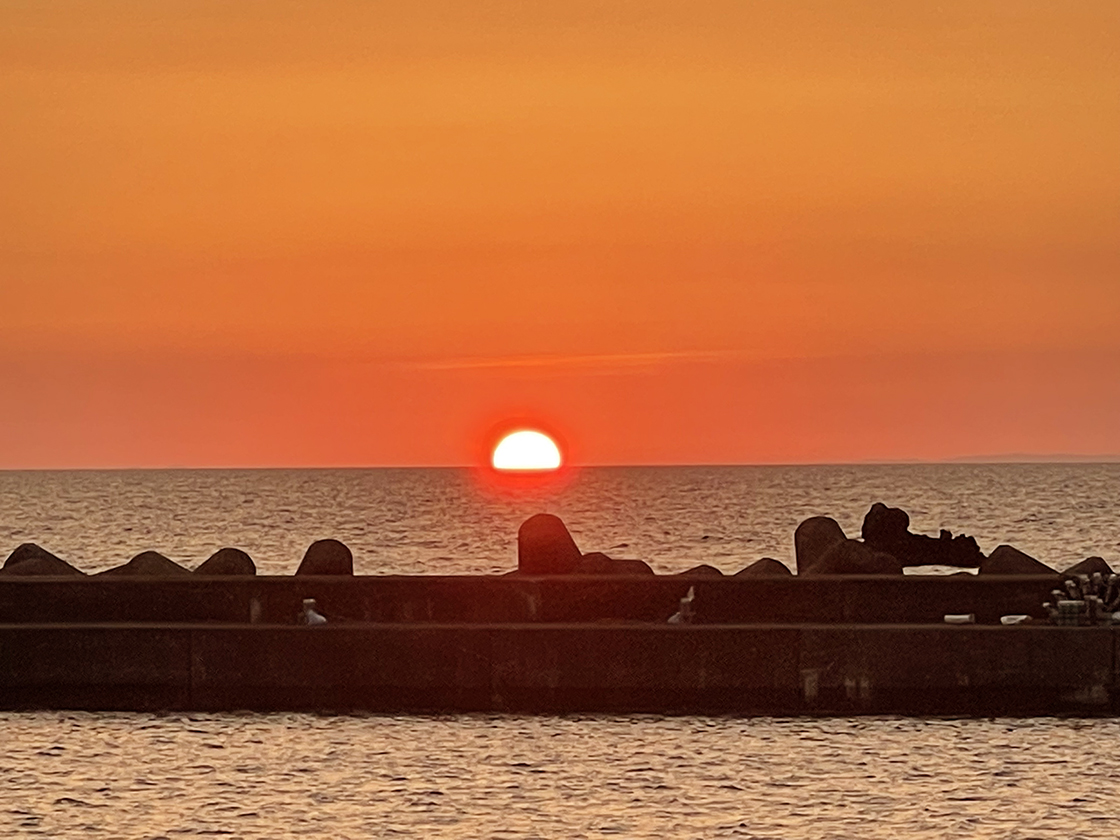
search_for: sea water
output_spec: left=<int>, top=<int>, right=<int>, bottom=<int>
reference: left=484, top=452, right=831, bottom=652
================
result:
left=1, top=464, right=1119, bottom=838
left=1, top=464, right=1117, bottom=576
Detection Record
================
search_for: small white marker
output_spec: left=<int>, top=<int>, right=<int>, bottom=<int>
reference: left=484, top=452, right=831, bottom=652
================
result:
left=300, top=598, right=327, bottom=625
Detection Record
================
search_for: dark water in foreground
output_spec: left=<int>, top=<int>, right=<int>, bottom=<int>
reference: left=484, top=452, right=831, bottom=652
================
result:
left=3, top=712, right=1118, bottom=839
left=2, top=464, right=1119, bottom=838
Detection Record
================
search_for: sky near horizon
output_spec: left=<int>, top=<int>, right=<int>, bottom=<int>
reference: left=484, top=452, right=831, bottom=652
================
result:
left=1, top=1, right=1118, bottom=467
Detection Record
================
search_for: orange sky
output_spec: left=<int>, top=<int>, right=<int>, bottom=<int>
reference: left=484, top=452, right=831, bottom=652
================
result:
left=1, top=1, right=1118, bottom=467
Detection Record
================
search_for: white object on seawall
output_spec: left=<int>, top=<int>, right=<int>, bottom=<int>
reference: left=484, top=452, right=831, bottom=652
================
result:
left=1000, top=614, right=1031, bottom=625
left=943, top=614, right=975, bottom=624
left=300, top=598, right=327, bottom=625
left=668, top=586, right=696, bottom=624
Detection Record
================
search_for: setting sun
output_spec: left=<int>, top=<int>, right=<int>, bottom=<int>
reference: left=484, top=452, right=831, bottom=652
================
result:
left=491, top=430, right=562, bottom=471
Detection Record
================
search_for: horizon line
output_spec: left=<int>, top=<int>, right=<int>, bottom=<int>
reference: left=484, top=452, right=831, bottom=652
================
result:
left=2, top=454, right=1119, bottom=472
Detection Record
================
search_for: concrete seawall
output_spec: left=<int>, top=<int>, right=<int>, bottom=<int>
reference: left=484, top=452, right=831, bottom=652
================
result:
left=1, top=623, right=1115, bottom=715
left=3, top=576, right=1096, bottom=715
left=0, top=575, right=1059, bottom=625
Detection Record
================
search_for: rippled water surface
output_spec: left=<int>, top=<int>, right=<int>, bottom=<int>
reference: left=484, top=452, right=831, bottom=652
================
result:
left=3, top=712, right=1120, bottom=839
left=0, top=464, right=1117, bottom=574
left=3, top=466, right=1120, bottom=838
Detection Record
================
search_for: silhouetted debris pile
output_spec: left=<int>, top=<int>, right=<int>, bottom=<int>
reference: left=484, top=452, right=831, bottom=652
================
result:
left=1043, top=572, right=1120, bottom=625
left=861, top=502, right=983, bottom=568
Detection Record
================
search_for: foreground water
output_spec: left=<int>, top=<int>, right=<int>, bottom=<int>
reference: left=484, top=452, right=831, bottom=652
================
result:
left=2, top=465, right=1120, bottom=838
left=3, top=712, right=1118, bottom=839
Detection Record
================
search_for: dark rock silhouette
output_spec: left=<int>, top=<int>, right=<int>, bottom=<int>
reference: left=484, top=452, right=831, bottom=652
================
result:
left=515, top=515, right=656, bottom=575
left=803, top=539, right=903, bottom=575
left=518, top=514, right=582, bottom=574
left=573, top=551, right=611, bottom=573
left=0, top=543, right=85, bottom=576
left=0, top=556, right=85, bottom=576
left=195, top=547, right=256, bottom=576
left=296, top=539, right=354, bottom=575
left=861, top=502, right=983, bottom=568
left=98, top=551, right=191, bottom=577
left=575, top=552, right=655, bottom=575
left=676, top=564, right=724, bottom=577
left=862, top=502, right=911, bottom=544
left=980, top=545, right=1056, bottom=575
left=1065, top=556, right=1113, bottom=577
left=4, top=542, right=59, bottom=569
left=734, top=558, right=793, bottom=577
left=794, top=516, right=847, bottom=574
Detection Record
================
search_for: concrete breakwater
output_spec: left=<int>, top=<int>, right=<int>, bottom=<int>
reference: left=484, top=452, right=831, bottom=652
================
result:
left=0, top=574, right=1107, bottom=715
left=0, top=574, right=1067, bottom=626
left=1, top=622, right=1117, bottom=715
left=1, top=502, right=1116, bottom=715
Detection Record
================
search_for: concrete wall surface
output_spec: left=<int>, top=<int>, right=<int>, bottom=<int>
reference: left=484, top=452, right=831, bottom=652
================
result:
left=0, top=575, right=1059, bottom=626
left=0, top=623, right=1115, bottom=715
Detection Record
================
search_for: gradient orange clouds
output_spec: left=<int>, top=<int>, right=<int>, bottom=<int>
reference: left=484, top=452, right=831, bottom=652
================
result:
left=1, top=1, right=1117, bottom=466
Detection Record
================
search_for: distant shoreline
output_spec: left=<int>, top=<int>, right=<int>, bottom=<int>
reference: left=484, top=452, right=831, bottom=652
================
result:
left=942, top=453, right=1120, bottom=464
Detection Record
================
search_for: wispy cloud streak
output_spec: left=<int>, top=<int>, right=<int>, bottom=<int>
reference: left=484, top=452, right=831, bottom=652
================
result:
left=403, top=350, right=732, bottom=372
